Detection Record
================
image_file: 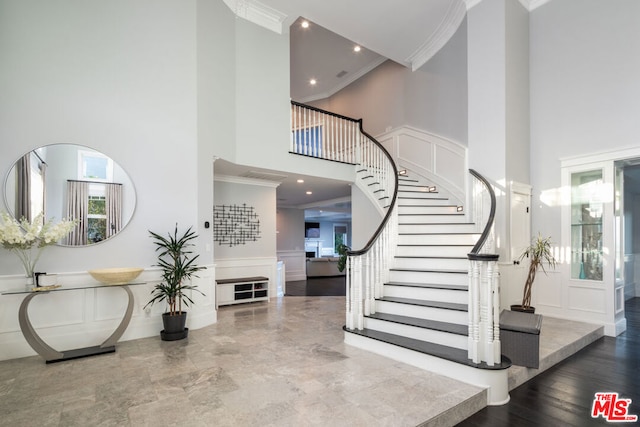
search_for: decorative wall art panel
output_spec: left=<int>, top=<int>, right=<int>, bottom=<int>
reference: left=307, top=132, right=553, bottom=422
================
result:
left=214, top=204, right=261, bottom=247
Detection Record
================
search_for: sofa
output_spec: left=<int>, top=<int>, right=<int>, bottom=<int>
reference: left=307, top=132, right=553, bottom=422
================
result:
left=305, top=257, right=345, bottom=278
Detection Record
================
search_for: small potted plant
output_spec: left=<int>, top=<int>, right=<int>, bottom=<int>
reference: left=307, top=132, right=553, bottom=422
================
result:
left=145, top=224, right=204, bottom=341
left=336, top=243, right=350, bottom=272
left=512, top=233, right=556, bottom=313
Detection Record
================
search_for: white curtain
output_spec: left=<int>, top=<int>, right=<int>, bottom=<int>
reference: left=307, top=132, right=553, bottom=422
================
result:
left=105, top=183, right=122, bottom=239
left=65, top=181, right=88, bottom=246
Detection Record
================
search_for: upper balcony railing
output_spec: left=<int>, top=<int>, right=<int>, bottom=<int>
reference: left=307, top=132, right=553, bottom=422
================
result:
left=291, top=101, right=398, bottom=330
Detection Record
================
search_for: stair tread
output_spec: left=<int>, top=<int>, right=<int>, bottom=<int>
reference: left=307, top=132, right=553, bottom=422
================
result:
left=399, top=204, right=458, bottom=207
left=367, top=312, right=468, bottom=336
left=385, top=281, right=468, bottom=291
left=399, top=232, right=478, bottom=235
left=379, top=296, right=468, bottom=311
left=343, top=327, right=511, bottom=370
left=390, top=267, right=467, bottom=274
left=399, top=213, right=464, bottom=216
left=397, top=196, right=448, bottom=200
left=395, top=255, right=467, bottom=260
left=396, top=243, right=473, bottom=248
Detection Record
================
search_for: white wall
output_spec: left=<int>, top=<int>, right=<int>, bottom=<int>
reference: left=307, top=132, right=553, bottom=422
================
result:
left=276, top=208, right=305, bottom=252
left=351, top=185, right=383, bottom=250
left=213, top=177, right=278, bottom=295
left=213, top=178, right=277, bottom=259
left=528, top=0, right=640, bottom=334
left=310, top=20, right=469, bottom=145
left=529, top=0, right=640, bottom=239
left=276, top=207, right=306, bottom=281
left=0, top=0, right=207, bottom=274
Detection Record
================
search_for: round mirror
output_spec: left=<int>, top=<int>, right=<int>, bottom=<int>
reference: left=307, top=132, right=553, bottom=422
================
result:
left=3, top=144, right=136, bottom=246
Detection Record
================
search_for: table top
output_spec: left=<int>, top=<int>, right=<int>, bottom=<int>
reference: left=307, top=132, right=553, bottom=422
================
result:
left=1, top=282, right=146, bottom=296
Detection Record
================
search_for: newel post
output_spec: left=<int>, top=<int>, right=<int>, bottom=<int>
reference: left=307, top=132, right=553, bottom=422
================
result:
left=467, top=253, right=500, bottom=365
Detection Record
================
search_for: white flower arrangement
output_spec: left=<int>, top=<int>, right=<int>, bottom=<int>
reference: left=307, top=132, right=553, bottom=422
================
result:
left=0, top=212, right=77, bottom=279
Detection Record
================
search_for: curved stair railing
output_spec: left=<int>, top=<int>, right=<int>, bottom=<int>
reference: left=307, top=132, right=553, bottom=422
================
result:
left=467, top=169, right=501, bottom=366
left=290, top=101, right=398, bottom=331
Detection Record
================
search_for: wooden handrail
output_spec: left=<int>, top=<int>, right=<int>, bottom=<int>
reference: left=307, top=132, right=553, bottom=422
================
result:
left=348, top=123, right=398, bottom=256
left=290, top=100, right=399, bottom=258
left=468, top=168, right=496, bottom=256
left=291, top=100, right=360, bottom=123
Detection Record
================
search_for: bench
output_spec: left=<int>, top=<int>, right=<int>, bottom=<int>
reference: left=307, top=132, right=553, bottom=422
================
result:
left=499, top=309, right=543, bottom=369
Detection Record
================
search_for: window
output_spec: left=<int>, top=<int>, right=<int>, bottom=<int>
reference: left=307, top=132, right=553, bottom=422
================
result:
left=571, top=170, right=604, bottom=281
left=78, top=150, right=113, bottom=182
left=333, top=224, right=348, bottom=254
left=292, top=125, right=323, bottom=157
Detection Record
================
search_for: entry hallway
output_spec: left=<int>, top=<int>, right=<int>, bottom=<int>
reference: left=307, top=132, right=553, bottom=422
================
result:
left=0, top=293, right=628, bottom=426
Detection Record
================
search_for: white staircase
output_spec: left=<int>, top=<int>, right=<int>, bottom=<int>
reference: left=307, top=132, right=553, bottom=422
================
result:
left=344, top=172, right=510, bottom=406
left=290, top=101, right=508, bottom=407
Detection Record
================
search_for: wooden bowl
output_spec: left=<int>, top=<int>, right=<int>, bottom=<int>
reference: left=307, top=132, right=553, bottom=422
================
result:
left=88, top=267, right=143, bottom=285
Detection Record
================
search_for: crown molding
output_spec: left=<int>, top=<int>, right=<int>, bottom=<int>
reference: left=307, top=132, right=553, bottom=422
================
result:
left=526, top=0, right=552, bottom=10
left=465, top=0, right=551, bottom=12
left=215, top=174, right=281, bottom=188
left=406, top=0, right=467, bottom=71
left=223, top=0, right=289, bottom=34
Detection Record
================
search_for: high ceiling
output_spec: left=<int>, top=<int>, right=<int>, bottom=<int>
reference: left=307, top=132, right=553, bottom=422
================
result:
left=218, top=0, right=472, bottom=219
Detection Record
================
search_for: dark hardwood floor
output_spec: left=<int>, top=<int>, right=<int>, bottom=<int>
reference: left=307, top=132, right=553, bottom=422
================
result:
left=457, top=297, right=640, bottom=426
left=285, top=276, right=346, bottom=296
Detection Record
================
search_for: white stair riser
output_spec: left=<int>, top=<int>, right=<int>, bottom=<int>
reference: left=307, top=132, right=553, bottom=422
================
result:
left=375, top=300, right=467, bottom=324
left=397, top=192, right=445, bottom=200
left=363, top=318, right=467, bottom=350
left=395, top=245, right=473, bottom=257
left=389, top=270, right=467, bottom=285
left=399, top=205, right=459, bottom=215
left=393, top=257, right=469, bottom=270
left=399, top=223, right=478, bottom=234
left=398, top=184, right=435, bottom=192
left=383, top=285, right=467, bottom=304
left=398, top=234, right=479, bottom=245
left=399, top=214, right=467, bottom=224
left=397, top=198, right=450, bottom=206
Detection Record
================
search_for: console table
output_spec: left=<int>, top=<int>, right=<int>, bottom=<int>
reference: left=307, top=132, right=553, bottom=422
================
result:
left=1, top=283, right=144, bottom=363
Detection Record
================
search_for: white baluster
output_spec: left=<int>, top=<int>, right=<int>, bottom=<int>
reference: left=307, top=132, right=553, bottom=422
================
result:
left=468, top=259, right=480, bottom=363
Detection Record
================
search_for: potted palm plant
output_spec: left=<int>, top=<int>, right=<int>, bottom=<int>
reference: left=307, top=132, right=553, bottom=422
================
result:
left=145, top=224, right=204, bottom=341
left=512, top=234, right=556, bottom=314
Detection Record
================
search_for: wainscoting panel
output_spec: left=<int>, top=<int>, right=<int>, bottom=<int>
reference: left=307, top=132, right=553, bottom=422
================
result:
left=0, top=266, right=217, bottom=361
left=568, top=285, right=607, bottom=314
left=376, top=126, right=467, bottom=204
left=277, top=250, right=306, bottom=282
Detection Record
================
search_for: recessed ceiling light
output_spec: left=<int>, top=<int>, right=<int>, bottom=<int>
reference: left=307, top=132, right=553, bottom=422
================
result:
left=306, top=191, right=313, bottom=195
left=354, top=45, right=361, bottom=52
left=301, top=20, right=309, bottom=29
left=309, top=79, right=317, bottom=85
left=297, top=179, right=304, bottom=183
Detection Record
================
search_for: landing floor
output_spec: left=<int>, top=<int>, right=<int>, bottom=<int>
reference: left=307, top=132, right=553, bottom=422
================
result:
left=0, top=294, right=608, bottom=426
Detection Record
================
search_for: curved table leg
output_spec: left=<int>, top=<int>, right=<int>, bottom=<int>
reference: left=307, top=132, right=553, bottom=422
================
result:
left=18, top=293, right=64, bottom=361
left=101, top=285, right=134, bottom=348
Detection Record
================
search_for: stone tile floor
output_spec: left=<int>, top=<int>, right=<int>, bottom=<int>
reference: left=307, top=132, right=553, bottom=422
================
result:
left=0, top=297, right=485, bottom=427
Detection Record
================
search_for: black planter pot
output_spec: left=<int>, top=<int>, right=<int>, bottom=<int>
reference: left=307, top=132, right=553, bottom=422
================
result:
left=161, top=311, right=189, bottom=341
left=510, top=304, right=535, bottom=314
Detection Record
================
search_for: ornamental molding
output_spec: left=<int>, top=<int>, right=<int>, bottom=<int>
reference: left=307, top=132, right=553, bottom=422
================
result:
left=406, top=0, right=467, bottom=71
left=222, top=0, right=289, bottom=34
left=464, top=0, right=552, bottom=11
